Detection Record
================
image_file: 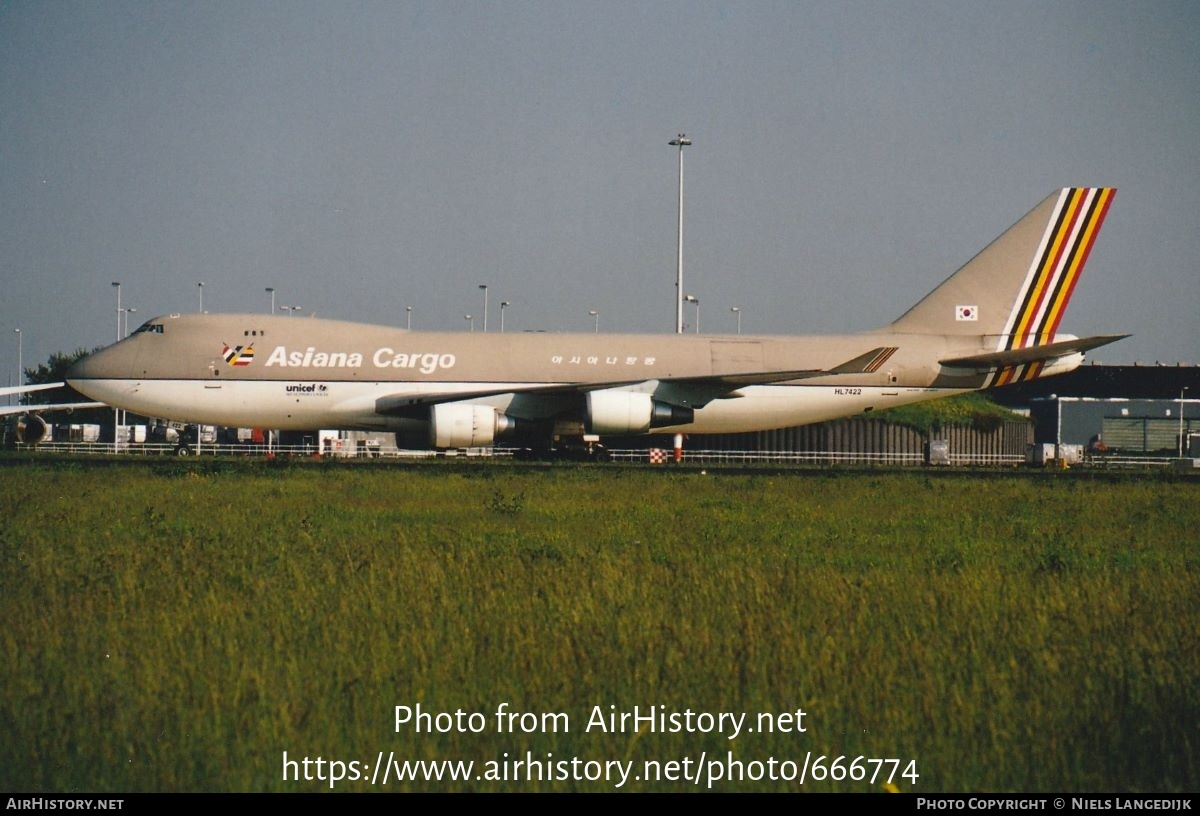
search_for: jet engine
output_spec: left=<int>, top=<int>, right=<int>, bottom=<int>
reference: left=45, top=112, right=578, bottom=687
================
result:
left=585, top=391, right=694, bottom=434
left=391, top=418, right=432, bottom=451
left=14, top=413, right=51, bottom=445
left=429, top=403, right=515, bottom=448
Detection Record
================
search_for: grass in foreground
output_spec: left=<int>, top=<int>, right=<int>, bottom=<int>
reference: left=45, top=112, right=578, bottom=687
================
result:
left=0, top=461, right=1196, bottom=792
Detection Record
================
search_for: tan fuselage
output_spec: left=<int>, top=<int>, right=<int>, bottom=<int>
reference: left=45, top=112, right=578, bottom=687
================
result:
left=65, top=313, right=1017, bottom=435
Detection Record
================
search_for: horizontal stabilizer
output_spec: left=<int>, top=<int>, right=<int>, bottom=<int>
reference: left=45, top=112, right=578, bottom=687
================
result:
left=939, top=334, right=1128, bottom=370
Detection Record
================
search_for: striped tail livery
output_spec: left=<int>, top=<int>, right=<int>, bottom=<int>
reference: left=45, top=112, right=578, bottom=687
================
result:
left=888, top=187, right=1123, bottom=388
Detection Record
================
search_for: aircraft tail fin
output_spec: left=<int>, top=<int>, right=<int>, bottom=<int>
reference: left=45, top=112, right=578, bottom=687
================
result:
left=887, top=188, right=1116, bottom=341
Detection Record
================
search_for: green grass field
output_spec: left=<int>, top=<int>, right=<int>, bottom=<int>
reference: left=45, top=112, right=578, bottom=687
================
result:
left=1, top=459, right=1196, bottom=792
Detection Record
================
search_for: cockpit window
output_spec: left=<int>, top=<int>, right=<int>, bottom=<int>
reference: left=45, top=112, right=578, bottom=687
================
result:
left=133, top=322, right=164, bottom=334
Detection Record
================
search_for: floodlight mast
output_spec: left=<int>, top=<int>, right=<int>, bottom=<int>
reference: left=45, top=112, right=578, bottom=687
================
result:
left=669, top=134, right=691, bottom=334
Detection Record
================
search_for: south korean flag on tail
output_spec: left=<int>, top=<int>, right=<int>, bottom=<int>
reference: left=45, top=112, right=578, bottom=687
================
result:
left=955, top=305, right=979, bottom=322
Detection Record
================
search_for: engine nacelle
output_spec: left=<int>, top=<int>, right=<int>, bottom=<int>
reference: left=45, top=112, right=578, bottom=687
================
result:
left=430, top=404, right=513, bottom=448
left=392, top=418, right=432, bottom=450
left=15, top=414, right=50, bottom=445
left=586, top=391, right=694, bottom=434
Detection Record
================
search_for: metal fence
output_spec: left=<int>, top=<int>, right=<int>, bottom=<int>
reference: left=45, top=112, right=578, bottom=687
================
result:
left=15, top=441, right=443, bottom=458
left=615, top=450, right=1182, bottom=468
left=1080, top=454, right=1175, bottom=469
left=609, top=449, right=1032, bottom=466
left=609, top=449, right=927, bottom=465
left=17, top=441, right=1184, bottom=469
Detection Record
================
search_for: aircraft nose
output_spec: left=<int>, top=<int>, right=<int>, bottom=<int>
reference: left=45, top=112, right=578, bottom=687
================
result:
left=66, top=356, right=88, bottom=382
left=66, top=342, right=132, bottom=389
left=66, top=350, right=102, bottom=383
left=65, top=340, right=146, bottom=409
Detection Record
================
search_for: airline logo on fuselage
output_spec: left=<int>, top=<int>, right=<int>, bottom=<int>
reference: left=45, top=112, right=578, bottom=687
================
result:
left=264, top=346, right=456, bottom=373
left=222, top=343, right=255, bottom=366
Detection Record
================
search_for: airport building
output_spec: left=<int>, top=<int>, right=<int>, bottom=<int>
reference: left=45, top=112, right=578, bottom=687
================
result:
left=993, top=363, right=1200, bottom=456
left=1026, top=398, right=1197, bottom=456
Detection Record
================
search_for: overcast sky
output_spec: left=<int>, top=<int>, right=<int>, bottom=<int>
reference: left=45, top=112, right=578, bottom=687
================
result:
left=2, top=0, right=1197, bottom=383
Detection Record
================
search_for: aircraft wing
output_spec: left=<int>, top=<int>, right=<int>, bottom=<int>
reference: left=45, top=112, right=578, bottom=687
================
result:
left=374, top=384, right=578, bottom=419
left=0, top=382, right=106, bottom=417
left=374, top=346, right=900, bottom=417
left=939, top=335, right=1128, bottom=371
left=0, top=401, right=107, bottom=418
left=669, top=346, right=899, bottom=388
left=0, top=382, right=66, bottom=398
left=641, top=346, right=900, bottom=409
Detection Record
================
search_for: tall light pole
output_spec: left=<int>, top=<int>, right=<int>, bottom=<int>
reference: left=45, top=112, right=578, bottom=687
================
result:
left=1180, top=386, right=1190, bottom=458
left=500, top=301, right=510, bottom=333
left=405, top=305, right=413, bottom=330
left=13, top=329, right=21, bottom=401
left=670, top=133, right=691, bottom=334
left=465, top=314, right=474, bottom=332
left=198, top=281, right=205, bottom=313
left=112, top=282, right=122, bottom=341
left=589, top=309, right=599, bottom=333
left=685, top=294, right=700, bottom=334
left=730, top=306, right=742, bottom=335
left=266, top=287, right=276, bottom=314
left=121, top=308, right=136, bottom=338
left=479, top=284, right=489, bottom=332
left=111, top=282, right=121, bottom=453
left=280, top=305, right=302, bottom=317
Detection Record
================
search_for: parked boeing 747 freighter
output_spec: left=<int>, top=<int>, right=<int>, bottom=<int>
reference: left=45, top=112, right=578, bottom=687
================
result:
left=62, top=188, right=1123, bottom=453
